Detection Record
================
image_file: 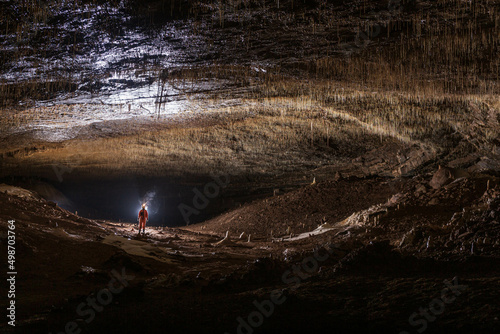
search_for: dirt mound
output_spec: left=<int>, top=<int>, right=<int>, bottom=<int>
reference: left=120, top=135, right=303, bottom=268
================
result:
left=186, top=176, right=404, bottom=238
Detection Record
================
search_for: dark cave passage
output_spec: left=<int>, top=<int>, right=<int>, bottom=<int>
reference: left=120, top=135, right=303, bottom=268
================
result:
left=3, top=175, right=236, bottom=227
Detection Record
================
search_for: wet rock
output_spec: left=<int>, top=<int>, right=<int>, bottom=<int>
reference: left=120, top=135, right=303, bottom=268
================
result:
left=395, top=148, right=436, bottom=176
left=387, top=193, right=405, bottom=206
left=428, top=198, right=440, bottom=205
left=415, top=184, right=427, bottom=194
left=468, top=156, right=500, bottom=174
left=448, top=154, right=481, bottom=169
left=398, top=228, right=426, bottom=248
left=429, top=166, right=469, bottom=189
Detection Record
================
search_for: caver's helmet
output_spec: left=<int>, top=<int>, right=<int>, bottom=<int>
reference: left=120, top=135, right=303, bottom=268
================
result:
left=142, top=203, right=146, bottom=209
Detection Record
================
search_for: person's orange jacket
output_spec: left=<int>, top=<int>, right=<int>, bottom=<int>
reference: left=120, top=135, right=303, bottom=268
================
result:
left=138, top=209, right=148, bottom=223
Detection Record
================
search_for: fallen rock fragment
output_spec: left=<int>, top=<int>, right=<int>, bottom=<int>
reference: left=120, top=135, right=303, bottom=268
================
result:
left=429, top=166, right=469, bottom=189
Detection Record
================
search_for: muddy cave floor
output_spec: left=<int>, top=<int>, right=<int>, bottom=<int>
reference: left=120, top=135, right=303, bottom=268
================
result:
left=1, top=161, right=500, bottom=334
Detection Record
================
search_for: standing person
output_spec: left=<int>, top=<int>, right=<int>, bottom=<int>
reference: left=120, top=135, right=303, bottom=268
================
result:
left=138, top=204, right=148, bottom=235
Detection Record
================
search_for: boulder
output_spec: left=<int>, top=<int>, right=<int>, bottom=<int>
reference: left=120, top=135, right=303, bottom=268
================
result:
left=429, top=166, right=469, bottom=189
